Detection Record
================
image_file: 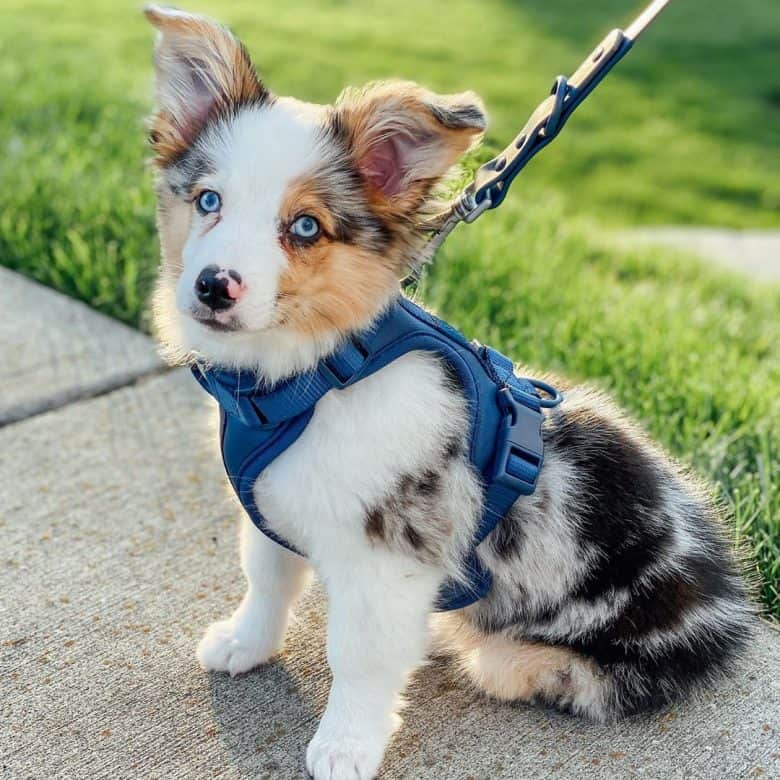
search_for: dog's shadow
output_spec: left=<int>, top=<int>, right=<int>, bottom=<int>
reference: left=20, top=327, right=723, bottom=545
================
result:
left=205, top=589, right=331, bottom=778
left=207, top=661, right=321, bottom=778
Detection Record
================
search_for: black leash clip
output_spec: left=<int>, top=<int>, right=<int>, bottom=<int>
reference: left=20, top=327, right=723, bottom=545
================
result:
left=468, top=27, right=633, bottom=211
left=407, top=0, right=674, bottom=284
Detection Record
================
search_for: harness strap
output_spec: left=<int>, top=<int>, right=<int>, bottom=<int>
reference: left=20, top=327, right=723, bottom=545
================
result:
left=192, top=339, right=369, bottom=427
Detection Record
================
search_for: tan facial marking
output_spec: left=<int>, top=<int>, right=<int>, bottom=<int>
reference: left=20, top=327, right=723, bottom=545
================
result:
left=274, top=175, right=397, bottom=336
left=277, top=242, right=398, bottom=336
left=279, top=178, right=340, bottom=239
left=271, top=82, right=487, bottom=339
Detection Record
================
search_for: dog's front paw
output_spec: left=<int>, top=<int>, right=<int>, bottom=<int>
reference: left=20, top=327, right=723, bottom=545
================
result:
left=305, top=733, right=385, bottom=780
left=306, top=708, right=397, bottom=780
left=196, top=618, right=281, bottom=676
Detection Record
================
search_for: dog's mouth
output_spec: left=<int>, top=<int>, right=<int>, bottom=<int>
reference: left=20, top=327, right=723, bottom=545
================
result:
left=197, top=318, right=240, bottom=332
left=190, top=307, right=243, bottom=333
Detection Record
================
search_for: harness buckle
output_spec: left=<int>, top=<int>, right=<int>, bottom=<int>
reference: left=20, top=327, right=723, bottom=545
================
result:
left=490, top=387, right=544, bottom=495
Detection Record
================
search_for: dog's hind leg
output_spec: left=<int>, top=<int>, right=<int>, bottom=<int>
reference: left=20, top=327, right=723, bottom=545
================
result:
left=432, top=613, right=611, bottom=721
left=463, top=633, right=610, bottom=720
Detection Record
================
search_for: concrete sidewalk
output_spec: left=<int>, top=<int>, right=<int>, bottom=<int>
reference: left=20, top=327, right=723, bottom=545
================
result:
left=0, top=268, right=164, bottom=426
left=624, top=227, right=780, bottom=281
left=1, top=273, right=778, bottom=779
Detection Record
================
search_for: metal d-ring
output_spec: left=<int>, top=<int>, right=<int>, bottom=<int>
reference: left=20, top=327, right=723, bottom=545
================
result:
left=528, top=377, right=564, bottom=408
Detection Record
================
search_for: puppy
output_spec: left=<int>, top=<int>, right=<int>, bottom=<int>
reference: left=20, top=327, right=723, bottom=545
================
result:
left=143, top=7, right=753, bottom=779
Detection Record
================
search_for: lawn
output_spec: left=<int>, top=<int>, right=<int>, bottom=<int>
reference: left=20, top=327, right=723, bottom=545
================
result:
left=1, top=0, right=778, bottom=618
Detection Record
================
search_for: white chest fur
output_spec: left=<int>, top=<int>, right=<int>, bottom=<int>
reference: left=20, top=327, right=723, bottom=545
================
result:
left=252, top=351, right=467, bottom=570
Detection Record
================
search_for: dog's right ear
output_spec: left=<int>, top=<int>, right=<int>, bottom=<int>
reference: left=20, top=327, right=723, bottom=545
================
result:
left=143, top=5, right=269, bottom=164
left=334, top=81, right=485, bottom=216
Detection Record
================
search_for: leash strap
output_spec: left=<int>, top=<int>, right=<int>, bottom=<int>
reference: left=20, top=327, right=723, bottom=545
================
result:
left=406, top=0, right=674, bottom=284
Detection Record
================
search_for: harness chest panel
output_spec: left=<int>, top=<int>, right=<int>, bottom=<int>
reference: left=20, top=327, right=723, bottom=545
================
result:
left=193, top=296, right=556, bottom=611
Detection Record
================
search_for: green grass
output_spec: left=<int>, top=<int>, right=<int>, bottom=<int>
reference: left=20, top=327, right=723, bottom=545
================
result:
left=0, top=0, right=778, bottom=617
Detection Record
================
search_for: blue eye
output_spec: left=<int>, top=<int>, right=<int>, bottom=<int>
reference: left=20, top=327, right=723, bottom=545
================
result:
left=196, top=190, right=221, bottom=214
left=290, top=215, right=321, bottom=240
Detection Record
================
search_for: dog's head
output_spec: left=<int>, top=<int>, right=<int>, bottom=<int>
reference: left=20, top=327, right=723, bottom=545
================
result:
left=144, top=6, right=485, bottom=376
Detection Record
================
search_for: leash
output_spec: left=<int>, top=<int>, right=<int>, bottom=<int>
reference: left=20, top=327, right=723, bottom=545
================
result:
left=404, top=0, right=674, bottom=285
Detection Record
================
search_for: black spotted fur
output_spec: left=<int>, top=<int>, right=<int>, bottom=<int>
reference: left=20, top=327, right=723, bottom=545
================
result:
left=366, top=358, right=753, bottom=721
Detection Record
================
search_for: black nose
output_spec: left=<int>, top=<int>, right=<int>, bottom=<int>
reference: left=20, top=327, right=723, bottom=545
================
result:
left=195, top=265, right=234, bottom=311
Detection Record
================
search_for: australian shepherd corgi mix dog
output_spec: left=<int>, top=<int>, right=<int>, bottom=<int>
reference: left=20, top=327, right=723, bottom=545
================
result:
left=144, top=6, right=752, bottom=778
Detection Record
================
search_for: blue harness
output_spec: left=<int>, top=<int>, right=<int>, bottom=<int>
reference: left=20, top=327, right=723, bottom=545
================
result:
left=192, top=296, right=561, bottom=611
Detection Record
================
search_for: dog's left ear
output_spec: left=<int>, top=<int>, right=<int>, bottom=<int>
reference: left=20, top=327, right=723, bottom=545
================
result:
left=143, top=5, right=269, bottom=164
left=335, top=81, right=486, bottom=210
